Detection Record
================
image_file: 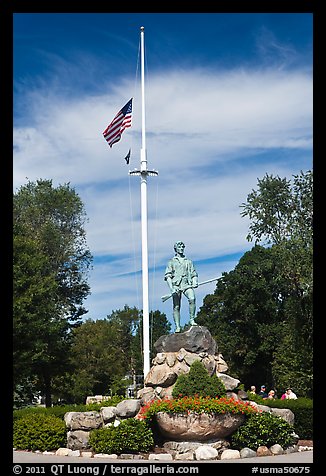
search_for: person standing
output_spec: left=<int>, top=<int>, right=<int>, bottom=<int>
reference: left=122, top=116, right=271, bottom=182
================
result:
left=164, top=241, right=198, bottom=333
left=267, top=389, right=276, bottom=399
left=258, top=385, right=268, bottom=399
left=281, top=388, right=298, bottom=399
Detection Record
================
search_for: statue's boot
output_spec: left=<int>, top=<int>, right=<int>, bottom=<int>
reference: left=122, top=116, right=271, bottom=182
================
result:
left=189, top=300, right=197, bottom=326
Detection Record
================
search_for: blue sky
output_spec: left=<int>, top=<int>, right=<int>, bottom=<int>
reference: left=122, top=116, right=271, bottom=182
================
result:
left=13, top=13, right=313, bottom=330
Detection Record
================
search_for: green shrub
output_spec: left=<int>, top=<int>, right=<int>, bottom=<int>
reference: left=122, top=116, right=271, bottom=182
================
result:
left=13, top=396, right=126, bottom=422
left=172, top=360, right=227, bottom=398
left=13, top=413, right=67, bottom=451
left=89, top=425, right=116, bottom=453
left=288, top=399, right=313, bottom=440
left=230, top=412, right=296, bottom=450
left=13, top=406, right=48, bottom=421
left=89, top=418, right=154, bottom=454
left=246, top=394, right=313, bottom=440
left=245, top=392, right=268, bottom=405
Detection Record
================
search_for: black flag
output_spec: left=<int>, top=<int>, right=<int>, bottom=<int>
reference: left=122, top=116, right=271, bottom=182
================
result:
left=124, top=148, right=131, bottom=164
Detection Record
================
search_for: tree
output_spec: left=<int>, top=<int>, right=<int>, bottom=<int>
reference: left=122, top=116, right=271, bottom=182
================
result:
left=240, top=171, right=313, bottom=396
left=66, top=318, right=128, bottom=402
left=13, top=179, right=93, bottom=406
left=150, top=310, right=172, bottom=348
left=197, top=171, right=313, bottom=396
left=240, top=171, right=312, bottom=318
left=64, top=307, right=171, bottom=403
left=240, top=171, right=312, bottom=247
left=196, top=245, right=286, bottom=389
left=134, top=309, right=172, bottom=371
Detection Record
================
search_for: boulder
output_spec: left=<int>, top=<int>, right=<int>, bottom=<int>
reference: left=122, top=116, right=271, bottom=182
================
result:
left=116, top=399, right=141, bottom=418
left=155, top=411, right=245, bottom=441
left=195, top=445, right=219, bottom=460
left=216, top=373, right=240, bottom=391
left=163, top=441, right=202, bottom=453
left=256, top=404, right=271, bottom=413
left=270, top=408, right=295, bottom=425
left=100, top=406, right=117, bottom=423
left=148, top=453, right=173, bottom=461
left=67, top=430, right=90, bottom=450
left=56, top=448, right=74, bottom=456
left=144, top=364, right=177, bottom=387
left=163, top=439, right=229, bottom=453
left=175, top=451, right=195, bottom=460
left=64, top=411, right=102, bottom=430
left=240, top=447, right=257, bottom=459
left=154, top=326, right=217, bottom=354
left=154, top=353, right=166, bottom=364
left=137, top=386, right=156, bottom=404
left=257, top=446, right=273, bottom=457
left=171, top=359, right=190, bottom=377
left=220, top=449, right=241, bottom=460
left=201, top=355, right=216, bottom=375
left=270, top=444, right=284, bottom=455
left=215, top=353, right=229, bottom=373
left=159, top=386, right=174, bottom=400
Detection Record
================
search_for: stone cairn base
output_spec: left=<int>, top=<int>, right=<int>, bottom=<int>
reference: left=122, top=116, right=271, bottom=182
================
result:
left=137, top=325, right=239, bottom=403
left=60, top=326, right=297, bottom=460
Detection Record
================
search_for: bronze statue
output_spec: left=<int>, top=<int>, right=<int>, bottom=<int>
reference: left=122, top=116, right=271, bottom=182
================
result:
left=164, top=241, right=198, bottom=332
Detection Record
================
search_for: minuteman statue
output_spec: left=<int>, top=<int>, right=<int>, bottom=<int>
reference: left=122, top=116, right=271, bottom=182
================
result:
left=164, top=241, right=198, bottom=332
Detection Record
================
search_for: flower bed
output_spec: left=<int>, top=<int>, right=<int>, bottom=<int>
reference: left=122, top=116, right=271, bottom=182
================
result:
left=138, top=395, right=259, bottom=422
left=138, top=396, right=260, bottom=442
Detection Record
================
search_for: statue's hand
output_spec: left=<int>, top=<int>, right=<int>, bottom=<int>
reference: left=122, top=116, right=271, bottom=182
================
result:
left=192, top=281, right=198, bottom=288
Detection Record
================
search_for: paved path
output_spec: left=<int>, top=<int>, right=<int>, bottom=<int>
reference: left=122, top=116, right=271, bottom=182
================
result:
left=13, top=449, right=313, bottom=464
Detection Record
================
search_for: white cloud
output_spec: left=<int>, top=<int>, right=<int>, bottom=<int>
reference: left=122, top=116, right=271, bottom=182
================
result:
left=14, top=67, right=312, bottom=187
left=13, top=65, right=313, bottom=323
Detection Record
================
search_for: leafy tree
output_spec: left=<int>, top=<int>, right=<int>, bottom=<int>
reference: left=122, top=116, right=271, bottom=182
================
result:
left=197, top=171, right=313, bottom=396
left=64, top=307, right=171, bottom=403
left=121, top=308, right=171, bottom=384
left=240, top=171, right=313, bottom=396
left=107, top=305, right=141, bottom=374
left=240, top=171, right=312, bottom=247
left=240, top=171, right=312, bottom=312
left=13, top=179, right=93, bottom=406
left=65, top=318, right=129, bottom=402
left=196, top=245, right=286, bottom=389
left=13, top=377, right=40, bottom=409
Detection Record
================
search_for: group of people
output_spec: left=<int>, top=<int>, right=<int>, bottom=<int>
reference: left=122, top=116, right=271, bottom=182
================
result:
left=249, top=385, right=297, bottom=400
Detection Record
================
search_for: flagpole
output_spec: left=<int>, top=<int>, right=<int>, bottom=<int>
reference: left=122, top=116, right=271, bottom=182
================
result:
left=129, top=26, right=158, bottom=380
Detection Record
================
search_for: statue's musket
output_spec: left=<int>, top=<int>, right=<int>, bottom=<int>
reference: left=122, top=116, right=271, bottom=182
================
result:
left=161, top=277, right=219, bottom=303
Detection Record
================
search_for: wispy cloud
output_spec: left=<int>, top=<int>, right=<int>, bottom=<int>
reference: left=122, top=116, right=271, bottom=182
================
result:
left=14, top=67, right=312, bottom=182
left=254, top=26, right=303, bottom=70
left=13, top=64, right=312, bottom=323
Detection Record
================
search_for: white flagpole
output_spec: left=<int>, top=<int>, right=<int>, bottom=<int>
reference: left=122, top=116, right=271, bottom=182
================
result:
left=129, top=26, right=158, bottom=380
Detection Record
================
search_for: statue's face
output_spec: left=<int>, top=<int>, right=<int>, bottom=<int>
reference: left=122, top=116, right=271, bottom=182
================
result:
left=175, top=242, right=185, bottom=254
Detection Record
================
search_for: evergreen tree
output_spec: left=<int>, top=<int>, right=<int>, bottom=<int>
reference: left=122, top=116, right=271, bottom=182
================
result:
left=13, top=179, right=93, bottom=406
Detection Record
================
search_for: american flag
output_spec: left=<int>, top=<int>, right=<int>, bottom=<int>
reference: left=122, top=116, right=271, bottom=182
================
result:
left=103, top=98, right=132, bottom=148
